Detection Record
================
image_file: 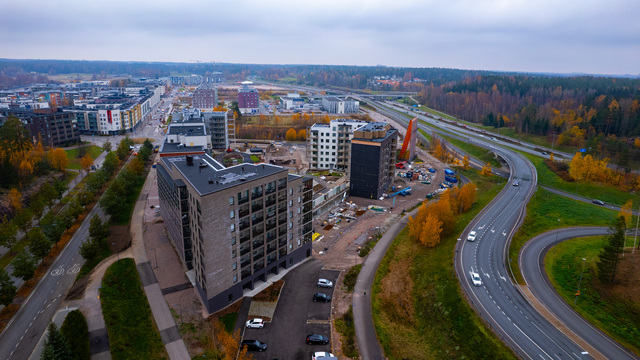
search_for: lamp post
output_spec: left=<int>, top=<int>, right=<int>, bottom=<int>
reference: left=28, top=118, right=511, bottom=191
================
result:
left=575, top=258, right=587, bottom=305
left=113, top=243, right=119, bottom=261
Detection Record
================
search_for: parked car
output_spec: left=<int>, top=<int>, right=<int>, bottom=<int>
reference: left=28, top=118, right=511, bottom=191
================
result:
left=592, top=199, right=605, bottom=205
left=470, top=271, right=482, bottom=287
left=245, top=318, right=264, bottom=329
left=513, top=180, right=519, bottom=186
left=317, top=279, right=333, bottom=288
left=241, top=339, right=267, bottom=351
left=467, top=231, right=477, bottom=242
left=313, top=292, right=331, bottom=302
left=306, top=334, right=330, bottom=345
left=313, top=351, right=336, bottom=360
left=428, top=168, right=436, bottom=173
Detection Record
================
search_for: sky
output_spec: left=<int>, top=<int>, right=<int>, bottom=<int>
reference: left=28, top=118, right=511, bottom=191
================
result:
left=1, top=0, right=639, bottom=76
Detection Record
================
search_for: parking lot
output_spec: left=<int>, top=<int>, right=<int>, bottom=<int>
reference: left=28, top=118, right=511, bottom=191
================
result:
left=242, top=258, right=339, bottom=359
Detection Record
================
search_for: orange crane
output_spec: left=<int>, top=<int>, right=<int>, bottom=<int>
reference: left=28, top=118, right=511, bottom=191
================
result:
left=399, top=117, right=417, bottom=160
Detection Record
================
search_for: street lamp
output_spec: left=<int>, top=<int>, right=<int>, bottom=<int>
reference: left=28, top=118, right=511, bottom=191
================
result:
left=575, top=258, right=587, bottom=305
left=149, top=247, right=158, bottom=269
left=113, top=242, right=119, bottom=261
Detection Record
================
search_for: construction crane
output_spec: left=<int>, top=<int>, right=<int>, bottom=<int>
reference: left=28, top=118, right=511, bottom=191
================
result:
left=399, top=117, right=417, bottom=160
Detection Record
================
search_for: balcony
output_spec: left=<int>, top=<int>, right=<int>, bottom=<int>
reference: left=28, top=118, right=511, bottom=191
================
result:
left=265, top=186, right=276, bottom=195
left=266, top=220, right=277, bottom=231
left=251, top=191, right=263, bottom=199
left=278, top=205, right=287, bottom=214
left=241, top=268, right=251, bottom=280
left=239, top=208, right=249, bottom=218
left=253, top=261, right=264, bottom=272
left=239, top=220, right=250, bottom=231
left=252, top=203, right=263, bottom=212
left=279, top=248, right=287, bottom=257
left=241, top=259, right=251, bottom=268
left=238, top=196, right=249, bottom=205
left=252, top=227, right=264, bottom=237
left=252, top=216, right=263, bottom=226
left=265, top=197, right=276, bottom=207
left=240, top=246, right=250, bottom=256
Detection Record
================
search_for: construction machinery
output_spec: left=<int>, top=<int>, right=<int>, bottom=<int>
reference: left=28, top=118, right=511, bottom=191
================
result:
left=389, top=187, right=412, bottom=197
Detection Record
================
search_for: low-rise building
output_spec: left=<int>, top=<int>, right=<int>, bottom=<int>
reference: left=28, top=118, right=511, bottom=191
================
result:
left=322, top=97, right=359, bottom=114
left=237, top=86, right=259, bottom=114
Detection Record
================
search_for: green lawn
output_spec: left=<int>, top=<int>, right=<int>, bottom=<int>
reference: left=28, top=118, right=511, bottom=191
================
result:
left=373, top=168, right=516, bottom=359
left=101, top=259, right=166, bottom=360
left=521, top=152, right=640, bottom=207
left=546, top=236, right=640, bottom=355
left=509, top=187, right=617, bottom=283
left=65, top=146, right=104, bottom=170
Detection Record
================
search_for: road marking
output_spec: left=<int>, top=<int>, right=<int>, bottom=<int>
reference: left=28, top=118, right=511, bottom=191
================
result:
left=498, top=273, right=506, bottom=282
left=502, top=230, right=507, bottom=236
left=491, top=228, right=495, bottom=233
left=50, top=265, right=64, bottom=276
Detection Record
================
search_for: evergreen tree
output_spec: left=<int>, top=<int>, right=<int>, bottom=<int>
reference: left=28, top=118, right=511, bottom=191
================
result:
left=60, top=310, right=90, bottom=360
left=597, top=216, right=626, bottom=284
left=28, top=227, right=52, bottom=260
left=41, top=322, right=72, bottom=360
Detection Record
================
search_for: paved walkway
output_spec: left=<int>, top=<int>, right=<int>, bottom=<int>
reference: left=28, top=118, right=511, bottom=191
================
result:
left=353, top=207, right=418, bottom=360
left=130, top=166, right=190, bottom=359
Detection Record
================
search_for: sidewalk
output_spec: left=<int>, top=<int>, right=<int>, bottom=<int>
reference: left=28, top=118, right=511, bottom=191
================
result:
left=130, top=166, right=190, bottom=359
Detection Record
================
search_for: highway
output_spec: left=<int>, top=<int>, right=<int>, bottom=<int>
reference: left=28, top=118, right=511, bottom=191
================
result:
left=520, top=227, right=638, bottom=360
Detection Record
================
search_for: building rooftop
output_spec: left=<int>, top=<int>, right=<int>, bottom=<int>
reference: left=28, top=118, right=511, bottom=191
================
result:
left=160, top=142, right=206, bottom=154
left=168, top=125, right=206, bottom=136
left=352, top=122, right=397, bottom=142
left=161, top=154, right=290, bottom=196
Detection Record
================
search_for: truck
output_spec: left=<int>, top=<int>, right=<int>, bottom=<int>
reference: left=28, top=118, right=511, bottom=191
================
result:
left=444, top=168, right=455, bottom=176
left=445, top=175, right=458, bottom=183
left=395, top=161, right=408, bottom=169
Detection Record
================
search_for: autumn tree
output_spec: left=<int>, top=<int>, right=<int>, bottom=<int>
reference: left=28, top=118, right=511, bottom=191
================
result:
left=619, top=200, right=633, bottom=228
left=48, top=148, right=69, bottom=171
left=420, top=213, right=443, bottom=247
left=297, top=129, right=307, bottom=141
left=458, top=183, right=477, bottom=213
left=481, top=162, right=492, bottom=176
left=462, top=155, right=469, bottom=170
left=285, top=128, right=297, bottom=141
left=80, top=153, right=93, bottom=172
left=214, top=320, right=250, bottom=360
left=8, top=188, right=22, bottom=213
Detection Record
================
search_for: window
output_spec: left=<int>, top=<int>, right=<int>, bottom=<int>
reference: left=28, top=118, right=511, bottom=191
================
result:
left=298, top=196, right=301, bottom=203
left=289, top=200, right=293, bottom=206
left=289, top=243, right=293, bottom=249
left=289, top=222, right=293, bottom=229
left=230, top=224, right=235, bottom=232
left=298, top=239, right=301, bottom=246
left=290, top=189, right=293, bottom=196
left=232, top=262, right=237, bottom=270
left=298, top=208, right=301, bottom=214
left=229, top=196, right=234, bottom=205
left=230, top=210, right=235, bottom=219
left=233, top=275, right=237, bottom=283
left=232, top=249, right=236, bottom=258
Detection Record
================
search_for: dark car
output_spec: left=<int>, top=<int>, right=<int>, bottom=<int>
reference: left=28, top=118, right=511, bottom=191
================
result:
left=241, top=339, right=267, bottom=351
left=313, top=292, right=331, bottom=302
left=306, top=334, right=329, bottom=345
left=592, top=199, right=605, bottom=206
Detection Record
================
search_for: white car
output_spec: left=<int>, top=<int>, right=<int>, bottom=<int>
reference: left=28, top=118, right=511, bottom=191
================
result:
left=245, top=318, right=264, bottom=329
left=467, top=231, right=477, bottom=242
left=312, top=352, right=335, bottom=360
left=470, top=271, right=482, bottom=287
left=317, top=279, right=333, bottom=288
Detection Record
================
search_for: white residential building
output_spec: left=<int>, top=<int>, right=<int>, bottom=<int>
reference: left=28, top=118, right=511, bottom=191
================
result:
left=306, top=119, right=368, bottom=171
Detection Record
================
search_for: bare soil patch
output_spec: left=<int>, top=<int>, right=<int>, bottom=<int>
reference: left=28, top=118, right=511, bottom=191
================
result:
left=253, top=280, right=284, bottom=302
left=109, top=224, right=131, bottom=253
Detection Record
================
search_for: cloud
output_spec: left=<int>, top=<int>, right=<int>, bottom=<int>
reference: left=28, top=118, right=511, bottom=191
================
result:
left=1, top=0, right=638, bottom=75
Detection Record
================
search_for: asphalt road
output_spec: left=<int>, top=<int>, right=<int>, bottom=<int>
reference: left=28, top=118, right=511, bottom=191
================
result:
left=0, top=207, right=105, bottom=359
left=520, top=227, right=638, bottom=360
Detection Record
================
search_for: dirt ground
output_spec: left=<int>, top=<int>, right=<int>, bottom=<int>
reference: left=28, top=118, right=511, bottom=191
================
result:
left=601, top=249, right=640, bottom=302
left=309, top=152, right=450, bottom=355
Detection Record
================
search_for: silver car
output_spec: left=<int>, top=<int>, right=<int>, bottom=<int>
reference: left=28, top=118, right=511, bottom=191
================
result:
left=317, top=279, right=333, bottom=288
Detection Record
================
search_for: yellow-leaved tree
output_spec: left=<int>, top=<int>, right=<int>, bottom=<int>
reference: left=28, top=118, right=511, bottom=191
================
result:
left=420, top=213, right=443, bottom=247
left=481, top=162, right=492, bottom=176
left=48, top=148, right=69, bottom=171
left=297, top=129, right=307, bottom=141
left=462, top=155, right=469, bottom=169
left=8, top=188, right=22, bottom=212
left=285, top=128, right=297, bottom=141
left=80, top=153, right=94, bottom=172
left=619, top=200, right=633, bottom=228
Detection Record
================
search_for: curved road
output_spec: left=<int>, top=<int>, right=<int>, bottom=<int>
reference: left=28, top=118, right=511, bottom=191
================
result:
left=520, top=227, right=638, bottom=360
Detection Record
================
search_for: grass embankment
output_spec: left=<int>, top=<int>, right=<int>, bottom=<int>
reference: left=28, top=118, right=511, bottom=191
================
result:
left=335, top=307, right=358, bottom=358
left=372, top=169, right=516, bottom=359
left=65, top=146, right=104, bottom=170
left=546, top=236, right=640, bottom=355
left=521, top=152, right=640, bottom=207
left=101, top=258, right=166, bottom=360
left=441, top=133, right=502, bottom=168
left=509, top=187, right=617, bottom=284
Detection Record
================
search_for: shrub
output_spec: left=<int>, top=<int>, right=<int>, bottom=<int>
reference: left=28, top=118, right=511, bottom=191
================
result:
left=343, top=264, right=362, bottom=292
left=61, top=310, right=91, bottom=360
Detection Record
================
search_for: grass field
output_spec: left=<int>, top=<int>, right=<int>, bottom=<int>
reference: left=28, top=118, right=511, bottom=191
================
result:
left=372, top=168, right=516, bottom=359
left=101, top=259, right=166, bottom=360
left=522, top=152, right=640, bottom=207
left=65, top=146, right=104, bottom=170
left=545, top=236, right=640, bottom=355
left=509, top=187, right=617, bottom=283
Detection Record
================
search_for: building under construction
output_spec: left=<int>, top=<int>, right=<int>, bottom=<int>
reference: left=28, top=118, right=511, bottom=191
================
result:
left=349, top=122, right=398, bottom=199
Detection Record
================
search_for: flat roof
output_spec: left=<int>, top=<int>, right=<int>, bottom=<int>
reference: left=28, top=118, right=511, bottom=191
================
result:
left=162, top=154, right=290, bottom=196
left=160, top=142, right=206, bottom=153
left=168, top=125, right=206, bottom=136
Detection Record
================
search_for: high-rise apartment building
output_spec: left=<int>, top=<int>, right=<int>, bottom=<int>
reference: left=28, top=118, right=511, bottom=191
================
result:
left=306, top=119, right=368, bottom=171
left=157, top=155, right=313, bottom=313
left=349, top=122, right=398, bottom=199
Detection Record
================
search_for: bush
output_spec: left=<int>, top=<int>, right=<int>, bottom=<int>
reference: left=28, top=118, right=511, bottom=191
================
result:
left=343, top=264, right=362, bottom=292
left=335, top=307, right=358, bottom=358
left=61, top=310, right=91, bottom=360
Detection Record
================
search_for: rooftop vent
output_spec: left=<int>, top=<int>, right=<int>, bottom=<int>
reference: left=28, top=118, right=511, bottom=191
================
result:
left=208, top=177, right=214, bottom=184
left=186, top=155, right=194, bottom=166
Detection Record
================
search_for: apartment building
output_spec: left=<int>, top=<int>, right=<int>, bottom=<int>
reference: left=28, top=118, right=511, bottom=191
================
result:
left=169, top=109, right=230, bottom=150
left=237, top=86, right=259, bottom=114
left=157, top=155, right=313, bottom=313
left=0, top=108, right=79, bottom=147
left=306, top=119, right=368, bottom=171
left=349, top=122, right=398, bottom=199
left=322, top=97, right=359, bottom=114
left=193, top=84, right=218, bottom=111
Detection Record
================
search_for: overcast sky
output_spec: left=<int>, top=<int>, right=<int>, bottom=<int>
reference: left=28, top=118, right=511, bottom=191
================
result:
left=1, top=0, right=638, bottom=76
